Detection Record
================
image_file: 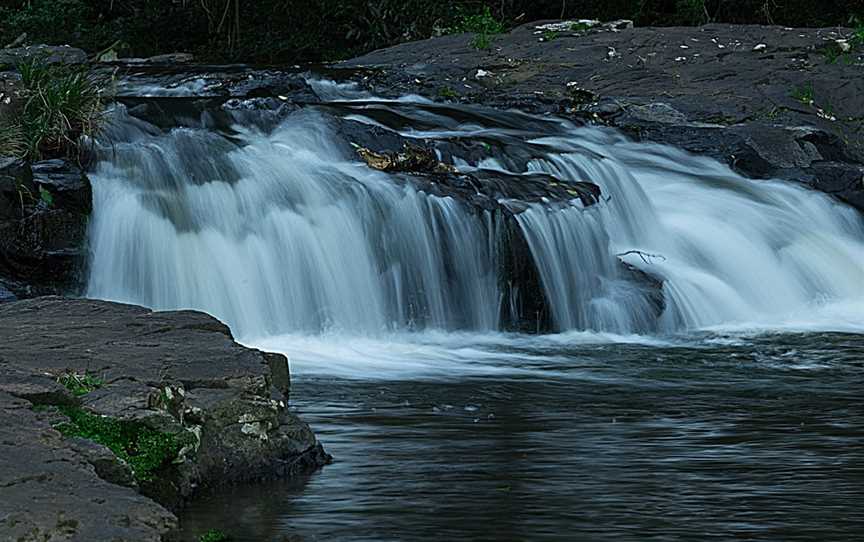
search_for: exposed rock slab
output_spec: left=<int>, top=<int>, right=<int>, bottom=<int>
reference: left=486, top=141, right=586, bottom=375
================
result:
left=342, top=22, right=864, bottom=212
left=0, top=297, right=330, bottom=540
left=0, top=45, right=87, bottom=66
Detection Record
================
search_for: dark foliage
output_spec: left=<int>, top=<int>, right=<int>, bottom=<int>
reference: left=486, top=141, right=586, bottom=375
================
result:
left=0, top=1, right=861, bottom=63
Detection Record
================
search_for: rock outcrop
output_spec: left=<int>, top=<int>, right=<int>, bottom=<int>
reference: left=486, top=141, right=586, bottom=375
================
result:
left=0, top=297, right=330, bottom=541
left=0, top=45, right=88, bottom=67
left=342, top=22, right=864, bottom=213
left=0, top=158, right=91, bottom=297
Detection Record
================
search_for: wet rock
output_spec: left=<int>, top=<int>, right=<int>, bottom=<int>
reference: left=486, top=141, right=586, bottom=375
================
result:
left=0, top=159, right=91, bottom=296
left=0, top=45, right=88, bottom=66
left=145, top=52, right=195, bottom=64
left=0, top=282, right=15, bottom=303
left=0, top=297, right=330, bottom=540
left=341, top=22, right=864, bottom=213
left=31, top=159, right=93, bottom=213
left=0, top=156, right=33, bottom=220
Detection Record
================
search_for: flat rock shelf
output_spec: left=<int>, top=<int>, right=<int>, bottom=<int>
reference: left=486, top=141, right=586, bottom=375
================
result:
left=0, top=297, right=330, bottom=542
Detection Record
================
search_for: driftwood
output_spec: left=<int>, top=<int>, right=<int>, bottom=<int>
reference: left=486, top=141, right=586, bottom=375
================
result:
left=4, top=33, right=27, bottom=49
left=355, top=142, right=457, bottom=175
left=616, top=250, right=667, bottom=265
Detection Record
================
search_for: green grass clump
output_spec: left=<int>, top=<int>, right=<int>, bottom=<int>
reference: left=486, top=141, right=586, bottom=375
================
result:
left=199, top=529, right=231, bottom=542
left=447, top=6, right=504, bottom=51
left=0, top=57, right=108, bottom=161
left=450, top=6, right=505, bottom=35
left=55, top=406, right=182, bottom=482
left=791, top=83, right=815, bottom=105
left=470, top=33, right=493, bottom=50
left=437, top=86, right=458, bottom=99
left=57, top=372, right=103, bottom=396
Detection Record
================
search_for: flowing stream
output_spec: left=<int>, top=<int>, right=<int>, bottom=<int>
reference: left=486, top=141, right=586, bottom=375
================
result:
left=86, top=83, right=864, bottom=540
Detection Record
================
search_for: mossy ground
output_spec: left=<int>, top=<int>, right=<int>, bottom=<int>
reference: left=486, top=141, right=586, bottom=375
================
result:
left=55, top=406, right=182, bottom=482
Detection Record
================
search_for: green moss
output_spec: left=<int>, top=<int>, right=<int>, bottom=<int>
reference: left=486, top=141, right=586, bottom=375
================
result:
left=542, top=30, right=560, bottom=41
left=199, top=529, right=231, bottom=542
left=55, top=407, right=182, bottom=482
left=569, top=22, right=593, bottom=32
left=437, top=86, right=458, bottom=99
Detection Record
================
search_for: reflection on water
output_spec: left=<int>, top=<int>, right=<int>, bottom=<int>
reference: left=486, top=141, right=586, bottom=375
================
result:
left=179, top=332, right=864, bottom=541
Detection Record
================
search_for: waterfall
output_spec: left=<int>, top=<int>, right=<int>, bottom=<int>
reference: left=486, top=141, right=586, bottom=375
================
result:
left=86, top=94, right=864, bottom=341
left=87, top=108, right=501, bottom=338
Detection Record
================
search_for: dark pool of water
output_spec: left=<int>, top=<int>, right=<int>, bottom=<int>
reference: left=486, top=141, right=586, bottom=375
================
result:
left=179, top=332, right=864, bottom=541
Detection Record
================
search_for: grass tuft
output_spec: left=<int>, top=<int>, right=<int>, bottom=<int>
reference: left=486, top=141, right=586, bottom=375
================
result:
left=199, top=529, right=231, bottom=542
left=790, top=83, right=815, bottom=105
left=0, top=57, right=109, bottom=161
left=447, top=6, right=504, bottom=51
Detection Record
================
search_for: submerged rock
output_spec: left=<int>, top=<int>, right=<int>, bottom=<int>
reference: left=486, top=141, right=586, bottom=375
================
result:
left=0, top=297, right=330, bottom=540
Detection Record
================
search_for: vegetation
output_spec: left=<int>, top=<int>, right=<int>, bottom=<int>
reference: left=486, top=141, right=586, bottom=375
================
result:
left=57, top=371, right=104, bottom=396
left=0, top=1, right=860, bottom=64
left=791, top=83, right=815, bottom=106
left=55, top=406, right=183, bottom=482
left=199, top=530, right=231, bottom=542
left=0, top=57, right=108, bottom=161
left=446, top=7, right=505, bottom=50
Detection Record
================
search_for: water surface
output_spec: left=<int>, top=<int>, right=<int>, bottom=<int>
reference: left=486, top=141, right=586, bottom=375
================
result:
left=180, top=331, right=864, bottom=541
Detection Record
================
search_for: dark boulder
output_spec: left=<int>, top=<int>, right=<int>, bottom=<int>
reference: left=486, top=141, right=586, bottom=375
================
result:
left=0, top=159, right=91, bottom=297
left=31, top=159, right=93, bottom=213
left=0, top=156, right=34, bottom=221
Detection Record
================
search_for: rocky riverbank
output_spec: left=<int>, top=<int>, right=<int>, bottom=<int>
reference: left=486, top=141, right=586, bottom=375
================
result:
left=0, top=297, right=330, bottom=541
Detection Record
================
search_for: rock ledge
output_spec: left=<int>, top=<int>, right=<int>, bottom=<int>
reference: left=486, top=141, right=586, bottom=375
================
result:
left=0, top=296, right=330, bottom=541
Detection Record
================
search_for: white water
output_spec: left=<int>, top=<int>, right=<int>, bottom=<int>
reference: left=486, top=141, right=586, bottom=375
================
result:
left=86, top=94, right=864, bottom=377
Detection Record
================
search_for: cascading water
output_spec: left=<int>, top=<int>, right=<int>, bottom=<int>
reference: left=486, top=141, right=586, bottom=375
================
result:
left=93, top=80, right=864, bottom=542
left=87, top=88, right=864, bottom=357
left=88, top=108, right=502, bottom=338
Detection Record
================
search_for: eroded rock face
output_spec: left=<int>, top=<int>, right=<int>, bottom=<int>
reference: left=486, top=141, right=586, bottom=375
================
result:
left=0, top=297, right=330, bottom=540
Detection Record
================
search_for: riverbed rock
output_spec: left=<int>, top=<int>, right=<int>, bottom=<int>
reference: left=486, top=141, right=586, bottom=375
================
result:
left=342, top=22, right=864, bottom=213
left=0, top=296, right=330, bottom=540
